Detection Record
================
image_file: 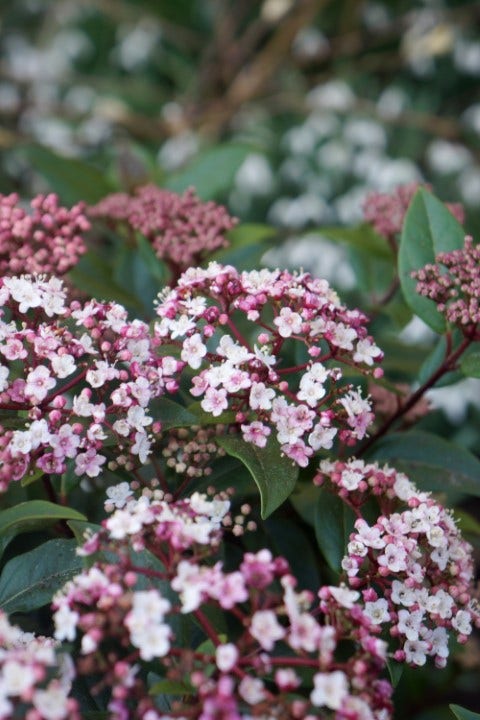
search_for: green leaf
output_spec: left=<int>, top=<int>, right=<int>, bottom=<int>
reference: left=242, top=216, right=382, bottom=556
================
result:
left=21, top=144, right=114, bottom=205
left=217, top=435, right=298, bottom=518
left=227, top=223, right=277, bottom=247
left=149, top=679, right=194, bottom=696
left=454, top=510, right=480, bottom=536
left=136, top=234, right=168, bottom=283
left=154, top=398, right=199, bottom=430
left=386, top=658, right=404, bottom=688
left=69, top=257, right=143, bottom=310
left=417, top=335, right=463, bottom=388
left=67, top=520, right=102, bottom=545
left=165, top=144, right=251, bottom=200
left=450, top=705, right=480, bottom=720
left=369, top=431, right=480, bottom=496
left=399, top=188, right=465, bottom=333
left=0, top=539, right=83, bottom=613
left=314, top=487, right=355, bottom=574
left=0, top=501, right=86, bottom=538
left=315, top=225, right=393, bottom=259
left=460, top=349, right=480, bottom=378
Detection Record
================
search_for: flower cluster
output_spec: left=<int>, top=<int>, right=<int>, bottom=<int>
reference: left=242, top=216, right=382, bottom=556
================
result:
left=89, top=186, right=237, bottom=278
left=412, top=235, right=480, bottom=330
left=0, top=611, right=80, bottom=720
left=0, top=193, right=89, bottom=277
left=315, top=458, right=479, bottom=667
left=155, top=262, right=383, bottom=466
left=0, top=275, right=179, bottom=491
left=53, top=489, right=393, bottom=720
left=363, top=183, right=464, bottom=240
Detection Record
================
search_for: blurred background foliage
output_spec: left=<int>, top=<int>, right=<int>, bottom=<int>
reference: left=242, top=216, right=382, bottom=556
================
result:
left=1, top=1, right=480, bottom=717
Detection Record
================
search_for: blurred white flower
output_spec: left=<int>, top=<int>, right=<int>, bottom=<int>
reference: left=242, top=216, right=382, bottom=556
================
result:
left=307, top=80, right=355, bottom=112
left=427, top=379, right=480, bottom=423
left=426, top=139, right=472, bottom=175
left=454, top=38, right=480, bottom=76
left=235, top=154, right=274, bottom=195
left=344, top=118, right=386, bottom=149
left=457, top=166, right=480, bottom=205
left=157, top=132, right=198, bottom=171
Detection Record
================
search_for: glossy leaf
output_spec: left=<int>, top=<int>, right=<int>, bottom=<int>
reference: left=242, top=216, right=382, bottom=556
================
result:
left=0, top=501, right=86, bottom=538
left=314, top=487, right=355, bottom=574
left=0, top=539, right=83, bottom=613
left=166, top=144, right=251, bottom=200
left=22, top=144, right=114, bottom=204
left=370, top=431, right=480, bottom=496
left=399, top=188, right=465, bottom=333
left=450, top=705, right=480, bottom=720
left=217, top=435, right=298, bottom=518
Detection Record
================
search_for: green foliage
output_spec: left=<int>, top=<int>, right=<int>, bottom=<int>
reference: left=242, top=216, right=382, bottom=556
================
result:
left=450, top=706, right=480, bottom=720
left=369, top=431, right=480, bottom=497
left=399, top=189, right=465, bottom=333
left=0, top=501, right=86, bottom=541
left=0, top=539, right=83, bottom=613
left=217, top=435, right=298, bottom=518
left=314, top=487, right=355, bottom=574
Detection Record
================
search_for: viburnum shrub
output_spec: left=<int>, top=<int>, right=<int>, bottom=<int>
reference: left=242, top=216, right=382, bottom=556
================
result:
left=0, top=184, right=479, bottom=720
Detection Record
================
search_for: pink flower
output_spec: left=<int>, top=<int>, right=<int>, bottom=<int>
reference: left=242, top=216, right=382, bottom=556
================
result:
left=74, top=449, right=107, bottom=478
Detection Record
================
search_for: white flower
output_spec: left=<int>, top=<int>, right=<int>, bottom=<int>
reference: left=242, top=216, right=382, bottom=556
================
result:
left=215, top=643, right=239, bottom=672
left=311, top=670, right=349, bottom=710
left=364, top=598, right=390, bottom=625
left=105, top=482, right=133, bottom=509
left=273, top=307, right=303, bottom=338
left=181, top=333, right=207, bottom=369
left=249, top=610, right=285, bottom=650
left=53, top=603, right=79, bottom=642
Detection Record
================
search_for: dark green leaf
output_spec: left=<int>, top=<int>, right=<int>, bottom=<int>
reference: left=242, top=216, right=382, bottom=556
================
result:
left=314, top=487, right=354, bottom=573
left=148, top=679, right=194, bottom=696
left=217, top=435, right=298, bottom=518
left=0, top=539, right=83, bottom=613
left=399, top=189, right=465, bottom=333
left=386, top=658, right=404, bottom=688
left=315, top=225, right=393, bottom=259
left=154, top=398, right=199, bottom=430
left=418, top=335, right=463, bottom=388
left=265, top=516, right=321, bottom=591
left=21, top=144, right=114, bottom=204
left=450, top=705, right=480, bottom=720
left=0, top=501, right=86, bottom=538
left=69, top=252, right=142, bottom=309
left=136, top=234, right=168, bottom=283
left=165, top=144, right=251, bottom=200
left=369, top=431, right=480, bottom=496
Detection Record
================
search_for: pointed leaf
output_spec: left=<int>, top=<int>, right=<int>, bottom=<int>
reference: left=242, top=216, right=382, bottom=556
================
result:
left=154, top=398, right=199, bottom=430
left=369, top=431, right=480, bottom=496
left=450, top=705, right=480, bottom=720
left=0, top=501, right=86, bottom=538
left=165, top=144, right=251, bottom=200
left=399, top=189, right=465, bottom=332
left=0, top=539, right=83, bottom=613
left=217, top=435, right=298, bottom=518
left=316, top=225, right=393, bottom=259
left=21, top=144, right=114, bottom=204
left=314, top=487, right=355, bottom=573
